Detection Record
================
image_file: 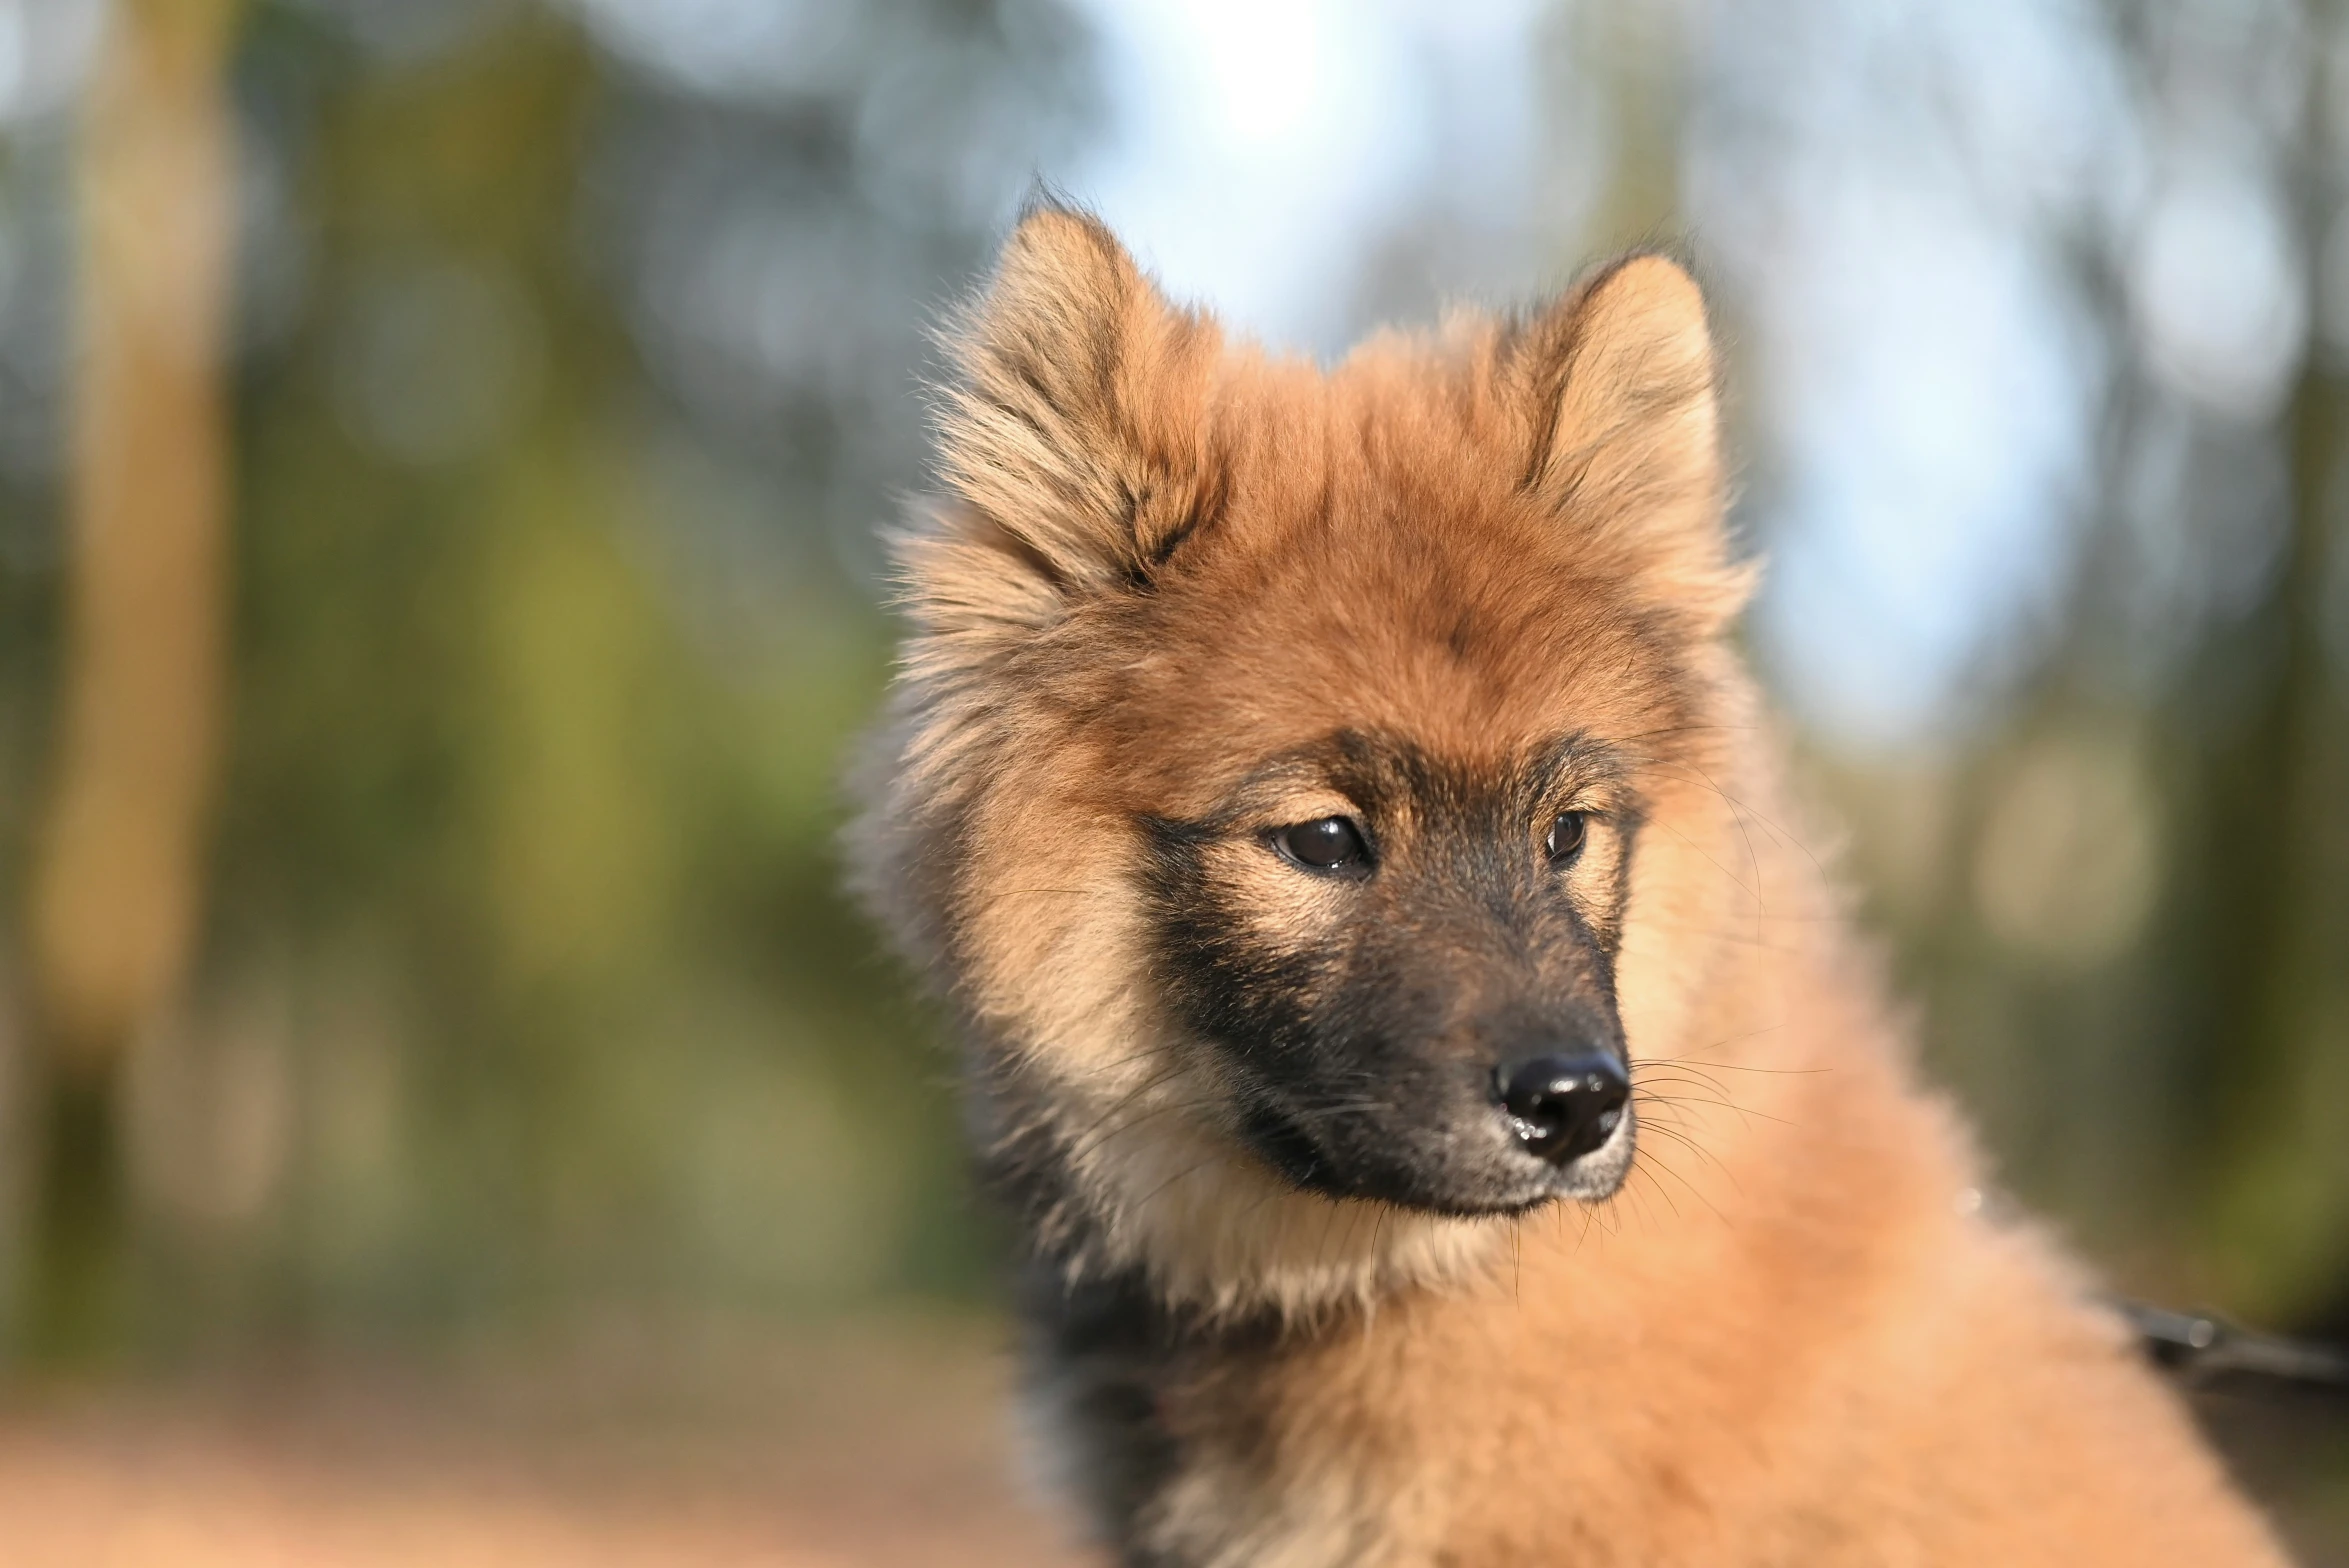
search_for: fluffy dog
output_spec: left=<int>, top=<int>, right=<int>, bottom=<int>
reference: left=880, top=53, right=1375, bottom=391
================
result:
left=849, top=206, right=2287, bottom=1567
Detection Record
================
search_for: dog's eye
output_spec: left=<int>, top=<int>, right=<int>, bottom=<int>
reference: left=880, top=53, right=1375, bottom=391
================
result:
left=1545, top=811, right=1589, bottom=864
left=1273, top=816, right=1369, bottom=872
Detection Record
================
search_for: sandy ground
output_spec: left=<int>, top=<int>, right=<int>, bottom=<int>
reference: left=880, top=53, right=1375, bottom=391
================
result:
left=0, top=1322, right=2341, bottom=1567
left=0, top=1319, right=1094, bottom=1568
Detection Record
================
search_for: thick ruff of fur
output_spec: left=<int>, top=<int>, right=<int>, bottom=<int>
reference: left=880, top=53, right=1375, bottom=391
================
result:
left=849, top=208, right=2287, bottom=1567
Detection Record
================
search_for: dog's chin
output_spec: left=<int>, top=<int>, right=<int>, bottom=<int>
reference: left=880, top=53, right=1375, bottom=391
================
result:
left=1239, top=1103, right=1636, bottom=1217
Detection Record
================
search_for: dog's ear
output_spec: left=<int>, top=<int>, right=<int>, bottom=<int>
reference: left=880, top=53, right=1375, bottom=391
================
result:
left=1500, top=255, right=1750, bottom=631
left=917, top=206, right=1220, bottom=630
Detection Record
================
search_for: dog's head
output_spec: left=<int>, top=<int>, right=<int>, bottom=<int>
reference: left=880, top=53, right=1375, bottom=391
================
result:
left=855, top=208, right=1761, bottom=1313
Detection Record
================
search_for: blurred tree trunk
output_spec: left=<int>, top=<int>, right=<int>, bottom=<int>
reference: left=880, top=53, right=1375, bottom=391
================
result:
left=1577, top=0, right=1688, bottom=251
left=2193, top=244, right=2349, bottom=1315
left=19, top=0, right=242, bottom=1365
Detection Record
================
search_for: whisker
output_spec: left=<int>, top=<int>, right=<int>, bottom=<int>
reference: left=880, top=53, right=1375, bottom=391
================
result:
left=1635, top=1088, right=1794, bottom=1129
left=1127, top=1150, right=1233, bottom=1211
left=1629, top=1138, right=1728, bottom=1223
left=1060, top=1060, right=1200, bottom=1158
left=1647, top=813, right=1760, bottom=901
left=1625, top=1164, right=1681, bottom=1220
left=1632, top=762, right=1835, bottom=887
left=1635, top=1120, right=1741, bottom=1189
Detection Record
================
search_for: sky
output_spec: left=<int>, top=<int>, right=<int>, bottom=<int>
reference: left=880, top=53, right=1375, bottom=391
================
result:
left=1045, top=0, right=2309, bottom=750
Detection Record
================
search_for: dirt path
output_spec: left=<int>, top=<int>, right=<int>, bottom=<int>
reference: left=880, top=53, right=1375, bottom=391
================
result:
left=0, top=1321, right=1093, bottom=1568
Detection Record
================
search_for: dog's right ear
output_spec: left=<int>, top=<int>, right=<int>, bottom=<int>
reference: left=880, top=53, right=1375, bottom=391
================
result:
left=914, top=206, right=1220, bottom=633
left=1496, top=255, right=1751, bottom=635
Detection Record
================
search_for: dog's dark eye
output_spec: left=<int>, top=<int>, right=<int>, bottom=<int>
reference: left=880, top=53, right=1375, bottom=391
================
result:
left=1273, top=816, right=1369, bottom=872
left=1546, top=811, right=1589, bottom=864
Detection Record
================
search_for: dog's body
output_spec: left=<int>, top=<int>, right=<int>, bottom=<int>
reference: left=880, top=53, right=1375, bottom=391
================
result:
left=850, top=209, right=2287, bottom=1566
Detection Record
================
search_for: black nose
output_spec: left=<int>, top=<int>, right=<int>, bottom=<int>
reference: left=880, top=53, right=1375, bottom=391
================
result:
left=1493, top=1054, right=1630, bottom=1164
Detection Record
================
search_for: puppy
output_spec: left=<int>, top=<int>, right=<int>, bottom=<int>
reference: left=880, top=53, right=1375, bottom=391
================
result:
left=849, top=206, right=2288, bottom=1567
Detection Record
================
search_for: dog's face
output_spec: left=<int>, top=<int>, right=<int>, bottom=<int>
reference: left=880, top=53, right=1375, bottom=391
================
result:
left=859, top=209, right=1756, bottom=1308
left=1108, top=489, right=1696, bottom=1217
left=1143, top=724, right=1641, bottom=1215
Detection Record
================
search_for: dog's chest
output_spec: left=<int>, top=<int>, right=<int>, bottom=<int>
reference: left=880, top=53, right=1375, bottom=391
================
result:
left=1024, top=1273, right=1415, bottom=1568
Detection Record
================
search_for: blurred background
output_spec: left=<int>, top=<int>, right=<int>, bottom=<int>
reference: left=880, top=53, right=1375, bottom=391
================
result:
left=0, top=0, right=2343, bottom=1561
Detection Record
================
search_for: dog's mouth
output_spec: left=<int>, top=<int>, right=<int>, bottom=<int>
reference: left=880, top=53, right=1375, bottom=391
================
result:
left=1235, top=1091, right=1635, bottom=1216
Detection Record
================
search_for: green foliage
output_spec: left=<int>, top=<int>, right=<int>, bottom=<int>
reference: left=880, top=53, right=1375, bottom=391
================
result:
left=0, top=0, right=2339, bottom=1383
left=0, top=0, right=1085, bottom=1357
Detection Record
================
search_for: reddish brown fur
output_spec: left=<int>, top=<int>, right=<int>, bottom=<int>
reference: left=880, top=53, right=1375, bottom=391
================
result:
left=850, top=209, right=2286, bottom=1566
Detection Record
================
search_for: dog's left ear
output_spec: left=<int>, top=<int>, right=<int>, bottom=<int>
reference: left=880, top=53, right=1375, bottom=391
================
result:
left=1500, top=256, right=1751, bottom=632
